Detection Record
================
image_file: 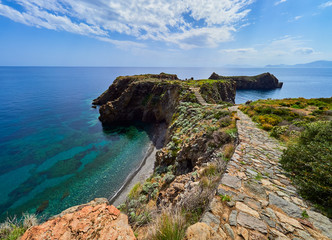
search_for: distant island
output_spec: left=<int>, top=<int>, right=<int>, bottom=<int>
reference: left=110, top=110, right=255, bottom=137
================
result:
left=266, top=60, right=332, bottom=68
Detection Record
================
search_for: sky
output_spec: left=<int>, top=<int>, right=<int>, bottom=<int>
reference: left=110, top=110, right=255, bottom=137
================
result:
left=0, top=0, right=331, bottom=67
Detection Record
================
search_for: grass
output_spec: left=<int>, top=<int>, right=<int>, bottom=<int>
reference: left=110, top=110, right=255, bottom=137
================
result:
left=255, top=173, right=263, bottom=181
left=302, top=210, right=309, bottom=219
left=128, top=182, right=142, bottom=199
left=201, top=164, right=218, bottom=177
left=147, top=209, right=186, bottom=240
left=0, top=214, right=38, bottom=240
left=219, top=194, right=231, bottom=202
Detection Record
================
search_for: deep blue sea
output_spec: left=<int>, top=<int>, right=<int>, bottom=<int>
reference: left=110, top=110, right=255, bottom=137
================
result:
left=0, top=67, right=331, bottom=220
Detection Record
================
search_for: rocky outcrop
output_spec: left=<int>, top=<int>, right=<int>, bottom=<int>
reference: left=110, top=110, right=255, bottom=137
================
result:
left=200, top=80, right=236, bottom=104
left=93, top=73, right=179, bottom=106
left=209, top=72, right=283, bottom=90
left=21, top=198, right=136, bottom=240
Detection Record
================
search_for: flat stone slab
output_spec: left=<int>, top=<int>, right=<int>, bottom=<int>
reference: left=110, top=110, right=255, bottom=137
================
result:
left=269, top=193, right=302, bottom=218
left=308, top=210, right=332, bottom=239
left=201, top=211, right=220, bottom=232
left=237, top=212, right=267, bottom=233
left=221, top=174, right=241, bottom=189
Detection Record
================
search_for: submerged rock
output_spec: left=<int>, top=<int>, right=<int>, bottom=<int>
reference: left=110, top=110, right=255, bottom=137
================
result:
left=21, top=198, right=136, bottom=240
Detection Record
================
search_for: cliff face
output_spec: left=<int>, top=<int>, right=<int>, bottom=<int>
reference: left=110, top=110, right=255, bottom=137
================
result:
left=209, top=72, right=283, bottom=90
left=93, top=73, right=236, bottom=126
left=97, top=80, right=181, bottom=125
left=200, top=80, right=236, bottom=104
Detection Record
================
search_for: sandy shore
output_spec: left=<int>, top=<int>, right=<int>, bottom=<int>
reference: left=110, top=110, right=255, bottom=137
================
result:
left=111, top=124, right=166, bottom=207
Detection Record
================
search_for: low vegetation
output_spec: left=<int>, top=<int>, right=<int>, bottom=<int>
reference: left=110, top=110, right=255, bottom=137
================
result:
left=147, top=209, right=186, bottom=240
left=0, top=214, right=38, bottom=240
left=119, top=101, right=238, bottom=238
left=239, top=97, right=332, bottom=142
left=280, top=121, right=332, bottom=217
left=240, top=97, right=332, bottom=217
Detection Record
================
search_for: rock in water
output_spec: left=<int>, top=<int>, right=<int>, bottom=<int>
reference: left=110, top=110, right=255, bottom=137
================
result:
left=21, top=198, right=136, bottom=240
left=209, top=72, right=283, bottom=89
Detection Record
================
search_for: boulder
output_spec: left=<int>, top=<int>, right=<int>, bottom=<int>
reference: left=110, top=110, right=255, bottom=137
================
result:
left=21, top=198, right=136, bottom=240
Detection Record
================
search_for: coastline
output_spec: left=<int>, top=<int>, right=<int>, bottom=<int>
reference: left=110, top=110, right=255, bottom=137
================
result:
left=111, top=123, right=166, bottom=207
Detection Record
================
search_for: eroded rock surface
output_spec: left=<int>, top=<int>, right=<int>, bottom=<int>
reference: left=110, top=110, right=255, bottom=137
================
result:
left=21, top=198, right=136, bottom=240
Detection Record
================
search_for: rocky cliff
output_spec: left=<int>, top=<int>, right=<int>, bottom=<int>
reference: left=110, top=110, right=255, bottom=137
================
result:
left=209, top=72, right=283, bottom=89
left=93, top=73, right=236, bottom=126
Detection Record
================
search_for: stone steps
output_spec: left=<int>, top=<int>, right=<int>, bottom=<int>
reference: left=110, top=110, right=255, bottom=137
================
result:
left=189, top=87, right=208, bottom=105
left=189, top=106, right=332, bottom=240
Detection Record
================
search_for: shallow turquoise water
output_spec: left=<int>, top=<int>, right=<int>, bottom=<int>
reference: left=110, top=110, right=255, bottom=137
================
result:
left=0, top=66, right=331, bottom=220
left=0, top=67, right=154, bottom=220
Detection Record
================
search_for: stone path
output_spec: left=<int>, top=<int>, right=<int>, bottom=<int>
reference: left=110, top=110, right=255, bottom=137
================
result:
left=190, top=87, right=208, bottom=105
left=197, top=106, right=332, bottom=240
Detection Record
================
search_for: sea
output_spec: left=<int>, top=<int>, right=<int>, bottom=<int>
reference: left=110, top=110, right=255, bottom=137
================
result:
left=0, top=67, right=331, bottom=220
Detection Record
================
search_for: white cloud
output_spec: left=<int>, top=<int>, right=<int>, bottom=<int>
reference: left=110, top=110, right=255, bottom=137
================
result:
left=220, top=48, right=257, bottom=54
left=293, top=16, right=303, bottom=21
left=274, top=0, right=287, bottom=6
left=319, top=1, right=332, bottom=8
left=0, top=0, right=254, bottom=49
left=219, top=36, right=319, bottom=65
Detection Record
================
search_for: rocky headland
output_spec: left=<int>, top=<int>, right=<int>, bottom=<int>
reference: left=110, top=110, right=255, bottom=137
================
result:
left=92, top=73, right=236, bottom=125
left=209, top=72, right=283, bottom=89
left=13, top=74, right=332, bottom=240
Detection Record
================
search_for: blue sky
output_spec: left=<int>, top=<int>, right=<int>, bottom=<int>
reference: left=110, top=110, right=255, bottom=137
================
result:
left=0, top=0, right=331, bottom=67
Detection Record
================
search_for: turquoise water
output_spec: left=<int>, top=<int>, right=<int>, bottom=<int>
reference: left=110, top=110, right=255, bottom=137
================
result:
left=0, top=67, right=331, bottom=220
left=0, top=67, right=155, bottom=220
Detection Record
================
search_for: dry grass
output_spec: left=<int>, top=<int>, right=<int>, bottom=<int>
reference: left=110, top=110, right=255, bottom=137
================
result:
left=223, top=144, right=235, bottom=159
left=22, top=213, right=39, bottom=229
left=146, top=209, right=186, bottom=240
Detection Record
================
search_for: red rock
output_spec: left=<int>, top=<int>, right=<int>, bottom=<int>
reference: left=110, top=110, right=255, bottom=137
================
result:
left=21, top=198, right=136, bottom=240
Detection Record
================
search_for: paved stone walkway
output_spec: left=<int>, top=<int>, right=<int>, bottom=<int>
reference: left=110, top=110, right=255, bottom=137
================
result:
left=198, top=106, right=332, bottom=240
left=190, top=87, right=208, bottom=105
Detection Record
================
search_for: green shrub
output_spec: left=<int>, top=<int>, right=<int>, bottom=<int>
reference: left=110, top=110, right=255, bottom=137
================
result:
left=218, top=116, right=231, bottom=127
left=213, top=110, right=229, bottom=119
left=2, top=226, right=26, bottom=240
left=253, top=114, right=282, bottom=126
left=128, top=183, right=142, bottom=199
left=270, top=126, right=289, bottom=138
left=262, top=123, right=273, bottom=131
left=280, top=121, right=332, bottom=217
left=219, top=194, right=231, bottom=202
left=0, top=214, right=38, bottom=240
left=226, top=128, right=237, bottom=139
